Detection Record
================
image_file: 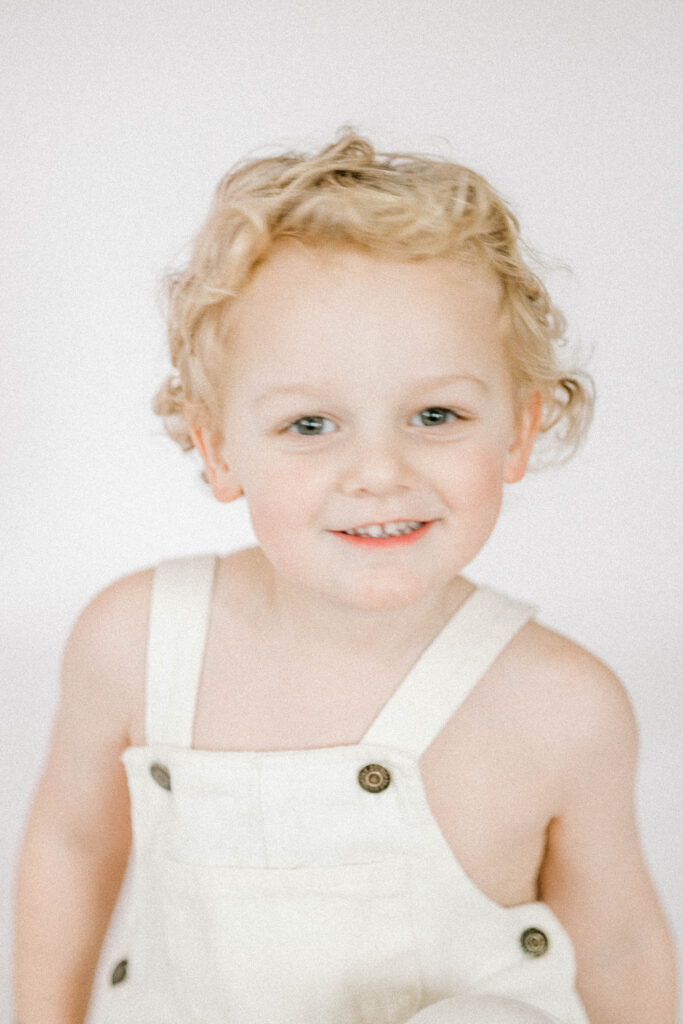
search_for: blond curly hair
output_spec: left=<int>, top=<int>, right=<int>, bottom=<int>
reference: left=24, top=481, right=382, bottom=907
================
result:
left=154, top=126, right=593, bottom=467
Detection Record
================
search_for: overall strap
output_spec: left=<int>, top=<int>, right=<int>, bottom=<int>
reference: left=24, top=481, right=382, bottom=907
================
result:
left=145, top=553, right=217, bottom=747
left=361, top=586, right=536, bottom=759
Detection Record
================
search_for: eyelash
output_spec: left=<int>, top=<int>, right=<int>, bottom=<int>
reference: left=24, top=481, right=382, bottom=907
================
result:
left=286, top=407, right=466, bottom=436
left=413, top=407, right=463, bottom=427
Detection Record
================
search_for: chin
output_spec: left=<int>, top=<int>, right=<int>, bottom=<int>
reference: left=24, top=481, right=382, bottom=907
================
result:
left=352, top=570, right=433, bottom=612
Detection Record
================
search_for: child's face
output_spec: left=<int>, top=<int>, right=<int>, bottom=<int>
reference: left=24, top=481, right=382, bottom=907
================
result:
left=194, top=243, right=540, bottom=612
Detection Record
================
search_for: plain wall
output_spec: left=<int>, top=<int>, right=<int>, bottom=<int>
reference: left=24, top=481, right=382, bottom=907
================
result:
left=2, top=0, right=681, bottom=1017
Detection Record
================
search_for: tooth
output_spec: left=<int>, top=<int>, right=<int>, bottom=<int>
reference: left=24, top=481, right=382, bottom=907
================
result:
left=342, top=520, right=426, bottom=538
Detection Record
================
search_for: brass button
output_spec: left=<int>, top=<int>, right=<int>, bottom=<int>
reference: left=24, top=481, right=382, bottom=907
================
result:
left=358, top=764, right=391, bottom=793
left=149, top=762, right=171, bottom=790
left=520, top=927, right=549, bottom=957
left=111, top=959, right=128, bottom=985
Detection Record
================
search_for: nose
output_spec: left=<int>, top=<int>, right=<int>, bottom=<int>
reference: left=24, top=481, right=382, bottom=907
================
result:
left=338, top=430, right=416, bottom=497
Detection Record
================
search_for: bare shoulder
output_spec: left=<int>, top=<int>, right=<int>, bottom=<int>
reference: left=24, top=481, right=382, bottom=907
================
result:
left=26, top=568, right=157, bottom=849
left=64, top=548, right=266, bottom=735
left=503, top=619, right=638, bottom=792
left=511, top=625, right=675, bottom=1012
left=66, top=567, right=154, bottom=680
left=61, top=566, right=155, bottom=743
left=68, top=567, right=153, bottom=656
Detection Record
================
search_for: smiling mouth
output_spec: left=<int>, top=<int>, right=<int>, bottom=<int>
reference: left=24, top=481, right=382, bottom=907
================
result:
left=331, top=521, right=433, bottom=546
left=340, top=520, right=425, bottom=539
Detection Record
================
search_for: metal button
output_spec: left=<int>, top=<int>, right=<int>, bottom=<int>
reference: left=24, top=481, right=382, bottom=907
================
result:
left=149, top=762, right=171, bottom=790
left=520, top=927, right=549, bottom=957
left=111, top=959, right=128, bottom=985
left=358, top=763, right=391, bottom=793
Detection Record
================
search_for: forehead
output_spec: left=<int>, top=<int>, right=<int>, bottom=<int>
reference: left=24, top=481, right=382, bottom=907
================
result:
left=225, top=242, right=506, bottom=382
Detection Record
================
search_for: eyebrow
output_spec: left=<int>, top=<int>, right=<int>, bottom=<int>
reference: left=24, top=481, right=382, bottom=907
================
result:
left=411, top=373, right=489, bottom=392
left=255, top=374, right=488, bottom=406
left=255, top=382, right=336, bottom=406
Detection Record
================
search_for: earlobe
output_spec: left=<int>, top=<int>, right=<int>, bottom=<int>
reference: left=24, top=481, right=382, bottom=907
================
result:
left=504, top=391, right=543, bottom=484
left=189, top=425, right=243, bottom=503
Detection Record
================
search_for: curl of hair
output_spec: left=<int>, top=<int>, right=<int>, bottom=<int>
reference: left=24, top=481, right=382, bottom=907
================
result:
left=154, top=126, right=594, bottom=469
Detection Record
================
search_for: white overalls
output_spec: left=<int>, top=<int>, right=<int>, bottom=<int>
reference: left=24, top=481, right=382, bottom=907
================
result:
left=87, top=554, right=591, bottom=1024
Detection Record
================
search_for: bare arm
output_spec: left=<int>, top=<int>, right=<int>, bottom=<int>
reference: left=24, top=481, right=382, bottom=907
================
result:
left=14, top=571, right=151, bottom=1024
left=539, top=653, right=678, bottom=1024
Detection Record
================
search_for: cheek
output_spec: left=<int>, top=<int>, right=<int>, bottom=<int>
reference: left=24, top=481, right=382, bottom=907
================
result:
left=243, top=461, right=322, bottom=546
left=446, top=443, right=506, bottom=532
left=244, top=462, right=330, bottom=591
left=470, top=453, right=506, bottom=503
left=443, top=438, right=506, bottom=496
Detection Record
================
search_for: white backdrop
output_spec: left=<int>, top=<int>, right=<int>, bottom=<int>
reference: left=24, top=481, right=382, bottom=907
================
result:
left=2, top=0, right=681, bottom=1016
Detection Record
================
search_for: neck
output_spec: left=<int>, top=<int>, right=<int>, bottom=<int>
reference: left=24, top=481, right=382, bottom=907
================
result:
left=260, top=558, right=473, bottom=662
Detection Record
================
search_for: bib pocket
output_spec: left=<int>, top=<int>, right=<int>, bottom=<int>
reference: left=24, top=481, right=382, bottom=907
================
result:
left=151, top=855, right=422, bottom=1024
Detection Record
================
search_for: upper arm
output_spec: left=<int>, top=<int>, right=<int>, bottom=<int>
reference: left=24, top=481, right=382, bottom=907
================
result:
left=26, top=569, right=153, bottom=858
left=538, top=643, right=669, bottom=967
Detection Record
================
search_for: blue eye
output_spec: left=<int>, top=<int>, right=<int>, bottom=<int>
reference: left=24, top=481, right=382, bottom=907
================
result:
left=412, top=407, right=460, bottom=426
left=288, top=416, right=335, bottom=436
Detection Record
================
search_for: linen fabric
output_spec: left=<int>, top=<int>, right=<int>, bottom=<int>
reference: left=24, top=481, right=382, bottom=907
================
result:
left=86, top=554, right=590, bottom=1024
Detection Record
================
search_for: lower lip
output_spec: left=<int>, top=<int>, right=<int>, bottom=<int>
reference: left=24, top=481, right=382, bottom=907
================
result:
left=331, top=522, right=433, bottom=547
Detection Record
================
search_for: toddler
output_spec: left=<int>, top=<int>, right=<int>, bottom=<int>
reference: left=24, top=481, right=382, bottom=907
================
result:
left=14, top=128, right=677, bottom=1024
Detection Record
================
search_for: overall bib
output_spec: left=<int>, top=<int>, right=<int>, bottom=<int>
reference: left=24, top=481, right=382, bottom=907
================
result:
left=87, top=554, right=590, bottom=1024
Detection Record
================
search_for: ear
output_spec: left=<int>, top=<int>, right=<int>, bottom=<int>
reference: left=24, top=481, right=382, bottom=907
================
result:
left=189, top=424, right=243, bottom=503
left=503, top=390, right=543, bottom=484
